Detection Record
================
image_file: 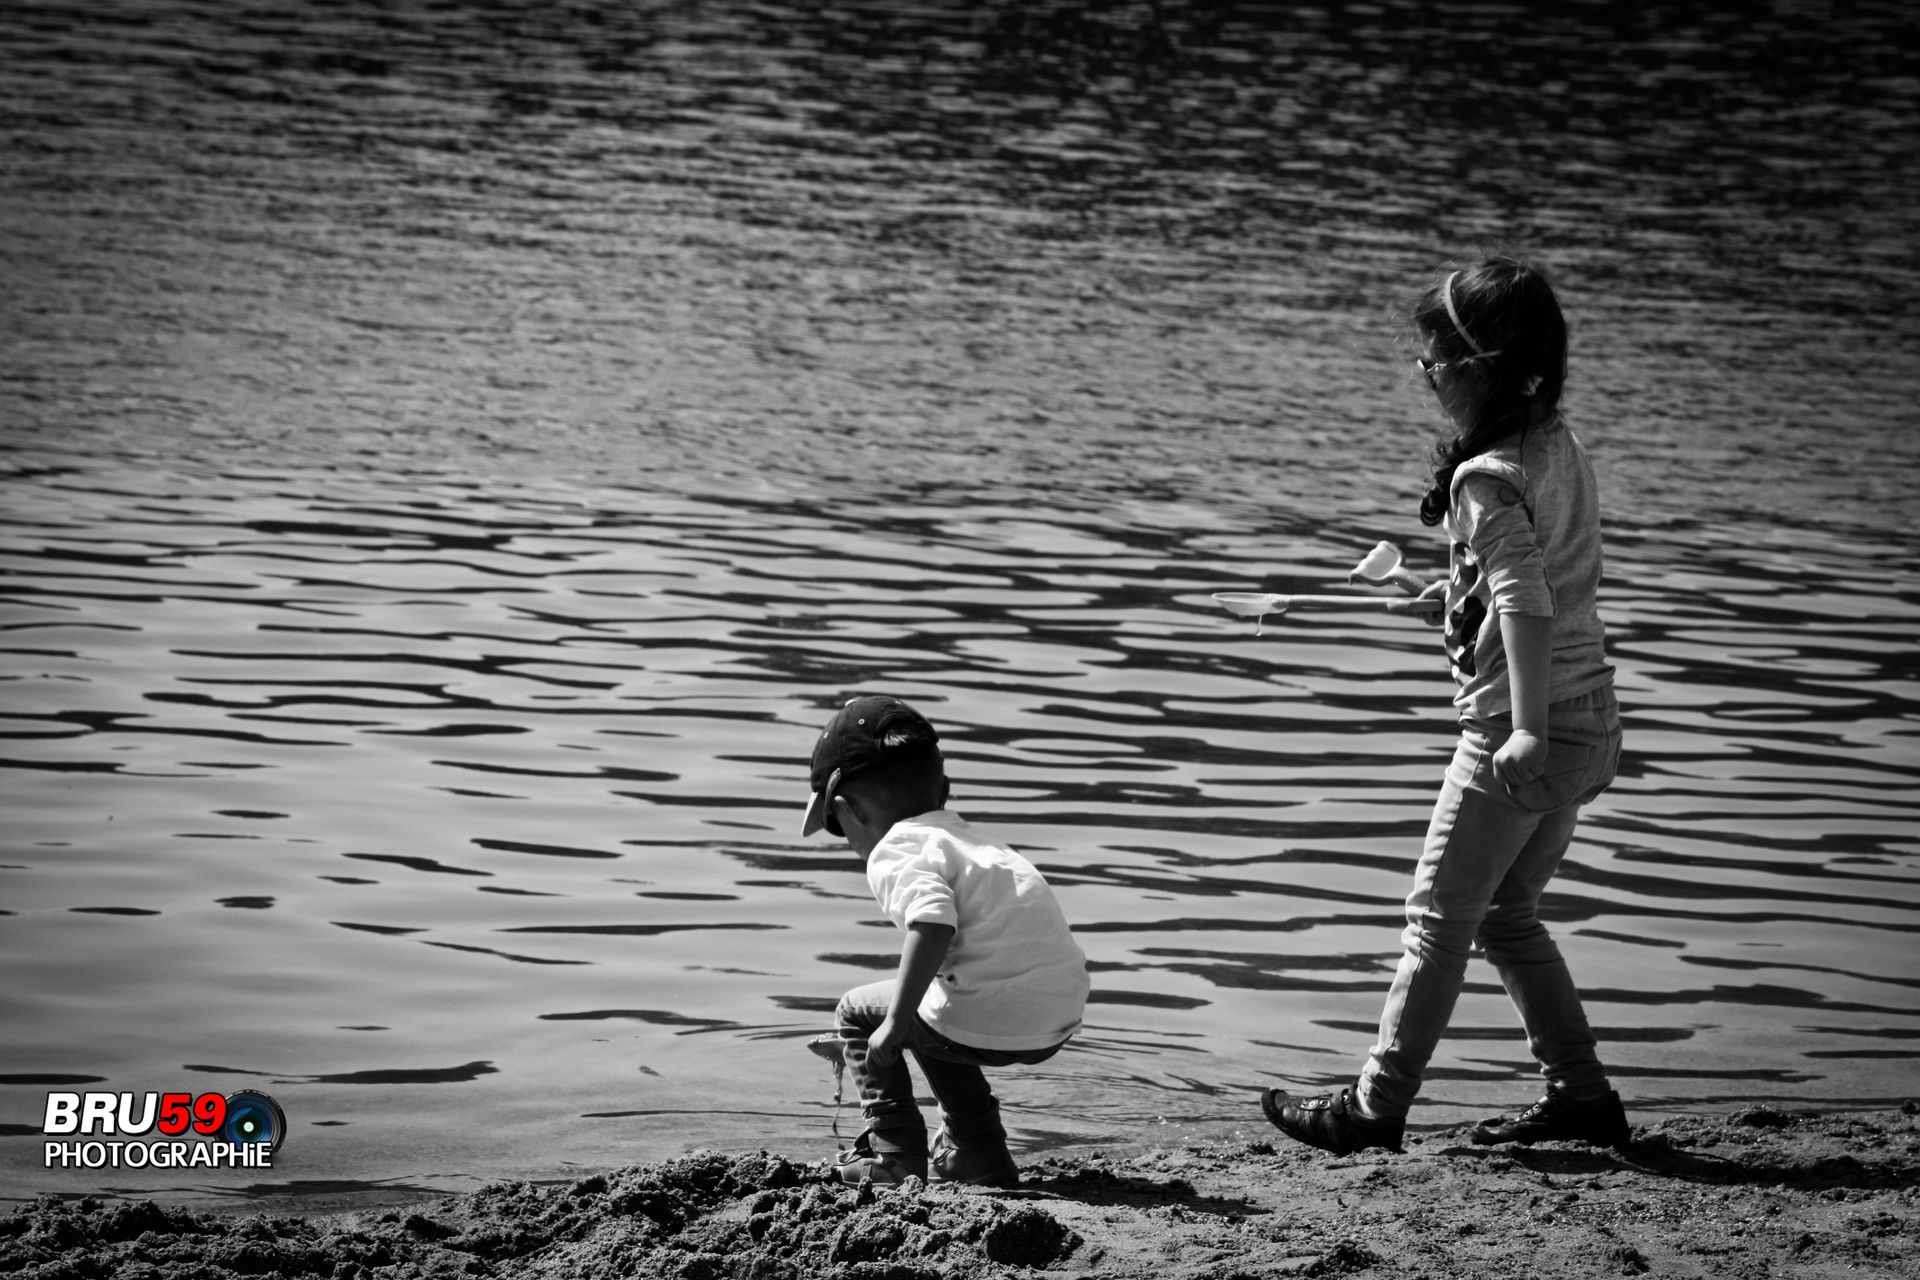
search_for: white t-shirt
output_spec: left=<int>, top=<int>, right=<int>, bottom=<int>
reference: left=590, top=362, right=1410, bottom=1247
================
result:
left=866, top=810, right=1089, bottom=1052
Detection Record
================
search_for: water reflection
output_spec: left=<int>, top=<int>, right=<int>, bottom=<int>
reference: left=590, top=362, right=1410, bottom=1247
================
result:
left=4, top=461, right=1914, bottom=1202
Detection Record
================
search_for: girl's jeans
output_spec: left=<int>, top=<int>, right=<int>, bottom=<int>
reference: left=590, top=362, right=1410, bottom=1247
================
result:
left=1356, top=685, right=1623, bottom=1120
left=835, top=981, right=1065, bottom=1155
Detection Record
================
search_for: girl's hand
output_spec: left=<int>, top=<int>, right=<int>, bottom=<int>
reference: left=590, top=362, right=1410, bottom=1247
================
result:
left=1416, top=578, right=1446, bottom=627
left=1492, top=729, right=1549, bottom=788
left=867, top=1014, right=910, bottom=1068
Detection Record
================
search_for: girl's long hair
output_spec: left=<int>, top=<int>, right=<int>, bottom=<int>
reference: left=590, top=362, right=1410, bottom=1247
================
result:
left=1415, top=255, right=1568, bottom=526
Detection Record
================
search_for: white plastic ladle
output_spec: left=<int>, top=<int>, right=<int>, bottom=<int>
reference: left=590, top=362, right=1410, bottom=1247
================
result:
left=1212, top=542, right=1441, bottom=633
left=1348, top=541, right=1430, bottom=596
left=1212, top=591, right=1440, bottom=626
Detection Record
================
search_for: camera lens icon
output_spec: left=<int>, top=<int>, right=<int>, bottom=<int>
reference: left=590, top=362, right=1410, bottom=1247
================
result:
left=222, top=1091, right=287, bottom=1152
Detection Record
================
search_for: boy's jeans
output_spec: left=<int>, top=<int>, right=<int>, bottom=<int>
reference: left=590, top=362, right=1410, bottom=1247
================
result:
left=835, top=981, right=1064, bottom=1155
left=1356, top=686, right=1623, bottom=1120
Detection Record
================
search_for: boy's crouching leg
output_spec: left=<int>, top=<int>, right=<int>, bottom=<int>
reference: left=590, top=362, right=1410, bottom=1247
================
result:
left=838, top=1036, right=925, bottom=1142
left=834, top=983, right=926, bottom=1143
left=919, top=1068, right=1020, bottom=1188
left=931, top=1120, right=1019, bottom=1188
left=831, top=1036, right=930, bottom=1184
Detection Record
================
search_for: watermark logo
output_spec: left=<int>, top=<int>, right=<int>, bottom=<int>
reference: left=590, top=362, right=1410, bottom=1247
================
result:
left=42, top=1090, right=286, bottom=1170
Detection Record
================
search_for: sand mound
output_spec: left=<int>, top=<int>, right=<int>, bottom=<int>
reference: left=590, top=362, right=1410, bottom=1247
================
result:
left=0, top=1151, right=1076, bottom=1280
left=4, top=1105, right=1915, bottom=1279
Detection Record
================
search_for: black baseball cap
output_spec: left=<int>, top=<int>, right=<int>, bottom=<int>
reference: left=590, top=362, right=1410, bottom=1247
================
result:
left=802, top=695, right=941, bottom=837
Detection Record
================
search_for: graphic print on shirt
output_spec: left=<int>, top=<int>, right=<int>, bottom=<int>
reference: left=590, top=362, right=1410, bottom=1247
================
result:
left=1445, top=542, right=1487, bottom=682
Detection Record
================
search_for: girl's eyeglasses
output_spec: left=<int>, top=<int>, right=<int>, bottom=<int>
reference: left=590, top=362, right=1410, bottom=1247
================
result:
left=1417, top=351, right=1503, bottom=389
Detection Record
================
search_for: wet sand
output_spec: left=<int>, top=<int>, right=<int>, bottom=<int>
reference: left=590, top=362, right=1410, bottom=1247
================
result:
left=6, top=1105, right=1914, bottom=1279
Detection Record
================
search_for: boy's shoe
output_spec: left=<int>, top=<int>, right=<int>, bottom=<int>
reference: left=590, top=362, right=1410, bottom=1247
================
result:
left=930, top=1128, right=1019, bottom=1189
left=1261, top=1086, right=1405, bottom=1155
left=1471, top=1086, right=1630, bottom=1148
left=832, top=1132, right=929, bottom=1185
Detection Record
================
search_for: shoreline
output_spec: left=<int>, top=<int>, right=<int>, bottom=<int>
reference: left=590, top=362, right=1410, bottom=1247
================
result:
left=5, top=1104, right=1914, bottom=1279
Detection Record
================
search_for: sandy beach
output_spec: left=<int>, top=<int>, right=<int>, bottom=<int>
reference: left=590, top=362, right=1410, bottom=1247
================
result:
left=6, top=1104, right=1914, bottom=1279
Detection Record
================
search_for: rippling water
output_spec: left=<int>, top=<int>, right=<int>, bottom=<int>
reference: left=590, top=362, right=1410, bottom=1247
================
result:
left=3, top=1, right=1917, bottom=1205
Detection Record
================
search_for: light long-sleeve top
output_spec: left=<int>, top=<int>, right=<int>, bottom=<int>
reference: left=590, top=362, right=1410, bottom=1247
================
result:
left=1441, top=415, right=1615, bottom=721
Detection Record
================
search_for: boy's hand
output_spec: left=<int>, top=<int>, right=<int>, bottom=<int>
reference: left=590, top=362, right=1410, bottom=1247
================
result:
left=867, top=1013, right=909, bottom=1068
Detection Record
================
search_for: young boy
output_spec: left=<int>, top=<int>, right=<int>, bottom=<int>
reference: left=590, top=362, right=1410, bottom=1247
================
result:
left=802, top=694, right=1089, bottom=1187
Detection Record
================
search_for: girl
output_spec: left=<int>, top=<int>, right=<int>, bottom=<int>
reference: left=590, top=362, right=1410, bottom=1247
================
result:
left=1263, top=255, right=1627, bottom=1154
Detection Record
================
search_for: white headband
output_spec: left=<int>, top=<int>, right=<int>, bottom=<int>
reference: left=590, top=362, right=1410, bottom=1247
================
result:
left=1442, top=271, right=1492, bottom=357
